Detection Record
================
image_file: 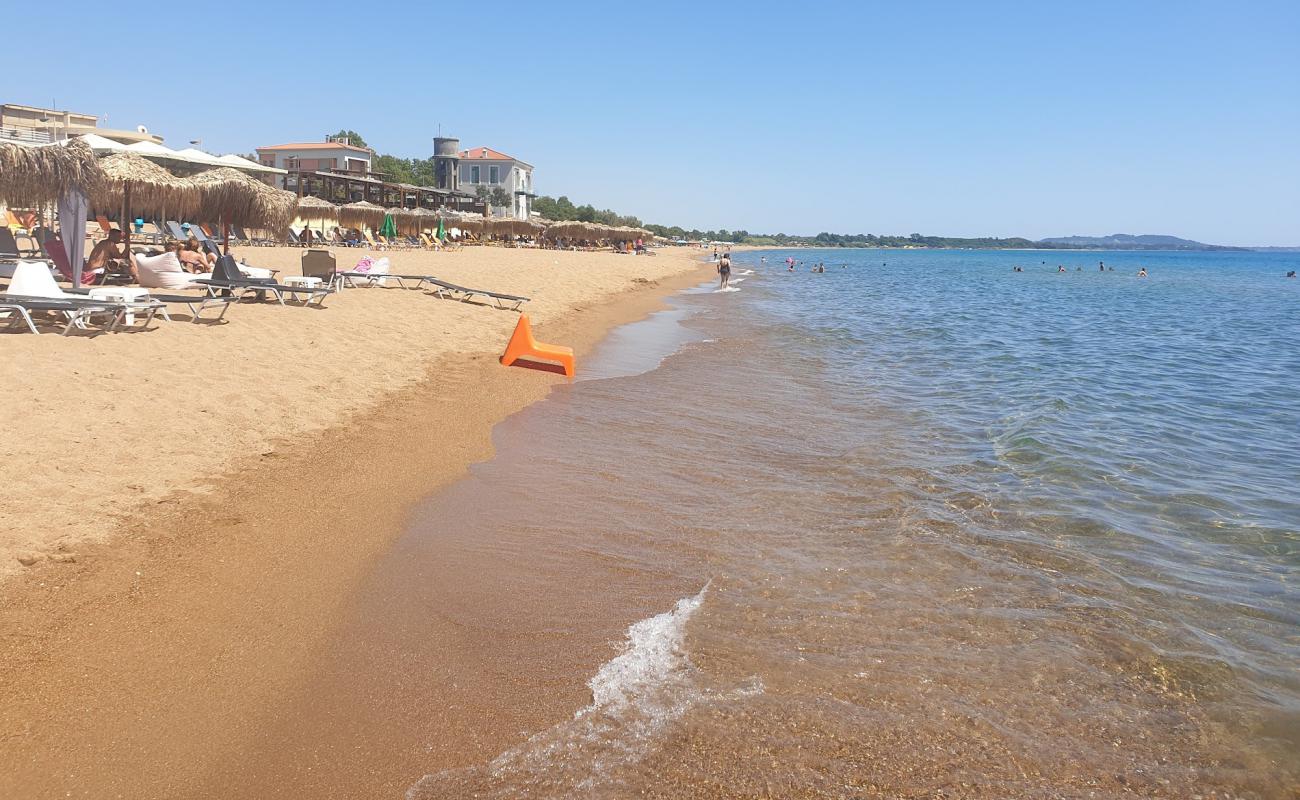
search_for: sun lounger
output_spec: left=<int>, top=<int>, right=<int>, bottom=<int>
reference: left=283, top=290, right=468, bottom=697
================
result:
left=229, top=226, right=254, bottom=247
left=332, top=269, right=529, bottom=310
left=0, top=294, right=129, bottom=335
left=3, top=260, right=165, bottom=330
left=0, top=228, right=21, bottom=259
left=66, top=285, right=235, bottom=324
left=195, top=255, right=332, bottom=307
left=419, top=277, right=530, bottom=310
left=163, top=220, right=187, bottom=240
left=187, top=224, right=213, bottom=245
left=300, top=249, right=338, bottom=284
left=40, top=234, right=103, bottom=285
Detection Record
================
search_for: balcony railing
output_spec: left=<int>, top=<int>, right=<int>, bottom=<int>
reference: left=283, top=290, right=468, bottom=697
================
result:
left=0, top=128, right=54, bottom=144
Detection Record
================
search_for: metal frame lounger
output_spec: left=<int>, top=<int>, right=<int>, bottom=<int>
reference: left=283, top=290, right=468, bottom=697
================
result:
left=195, top=256, right=332, bottom=308
left=419, top=277, right=530, bottom=311
left=66, top=288, right=236, bottom=324
left=332, top=271, right=529, bottom=310
left=0, top=294, right=134, bottom=335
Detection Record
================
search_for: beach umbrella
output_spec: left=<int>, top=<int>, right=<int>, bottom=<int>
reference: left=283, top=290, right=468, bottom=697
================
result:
left=0, top=136, right=104, bottom=208
left=339, top=200, right=385, bottom=229
left=295, top=194, right=339, bottom=236
left=188, top=167, right=298, bottom=247
left=436, top=216, right=446, bottom=241
left=379, top=213, right=397, bottom=238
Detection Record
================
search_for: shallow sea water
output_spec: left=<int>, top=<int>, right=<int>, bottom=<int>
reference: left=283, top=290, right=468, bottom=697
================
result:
left=405, top=249, right=1299, bottom=798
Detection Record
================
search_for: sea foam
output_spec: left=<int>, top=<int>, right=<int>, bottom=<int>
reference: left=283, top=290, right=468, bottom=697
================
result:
left=407, top=585, right=739, bottom=798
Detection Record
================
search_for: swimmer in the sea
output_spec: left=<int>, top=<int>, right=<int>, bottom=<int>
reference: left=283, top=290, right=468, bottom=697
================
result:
left=1138, top=267, right=1148, bottom=278
left=1058, top=265, right=1066, bottom=273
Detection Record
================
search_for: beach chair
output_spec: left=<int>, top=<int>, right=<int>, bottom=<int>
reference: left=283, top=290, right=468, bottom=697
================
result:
left=0, top=295, right=126, bottom=335
left=361, top=229, right=385, bottom=250
left=163, top=220, right=187, bottom=240
left=195, top=255, right=332, bottom=307
left=1, top=261, right=160, bottom=332
left=96, top=215, right=116, bottom=236
left=286, top=229, right=303, bottom=247
left=186, top=224, right=212, bottom=245
left=0, top=228, right=20, bottom=259
left=55, top=250, right=234, bottom=323
left=420, top=277, right=531, bottom=311
left=300, top=249, right=337, bottom=286
left=39, top=234, right=100, bottom=286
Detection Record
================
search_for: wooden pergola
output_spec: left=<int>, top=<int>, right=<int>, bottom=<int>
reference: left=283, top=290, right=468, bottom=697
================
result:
left=277, top=169, right=484, bottom=214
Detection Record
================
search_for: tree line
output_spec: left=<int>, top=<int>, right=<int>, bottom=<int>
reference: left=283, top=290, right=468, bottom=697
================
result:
left=328, top=132, right=1082, bottom=248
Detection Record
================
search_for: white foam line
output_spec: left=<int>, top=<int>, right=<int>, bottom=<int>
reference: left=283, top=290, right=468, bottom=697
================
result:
left=407, top=585, right=724, bottom=799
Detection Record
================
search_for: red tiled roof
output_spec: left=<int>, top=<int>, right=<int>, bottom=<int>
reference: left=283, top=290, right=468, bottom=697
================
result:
left=459, top=146, right=515, bottom=161
left=256, top=142, right=371, bottom=153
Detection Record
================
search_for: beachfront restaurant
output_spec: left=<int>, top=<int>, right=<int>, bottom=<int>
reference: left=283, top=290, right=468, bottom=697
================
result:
left=278, top=168, right=485, bottom=216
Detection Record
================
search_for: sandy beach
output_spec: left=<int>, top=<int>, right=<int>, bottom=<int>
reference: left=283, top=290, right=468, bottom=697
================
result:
left=0, top=244, right=710, bottom=798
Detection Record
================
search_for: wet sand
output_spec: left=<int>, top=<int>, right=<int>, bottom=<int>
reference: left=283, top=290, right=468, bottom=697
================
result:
left=0, top=253, right=710, bottom=799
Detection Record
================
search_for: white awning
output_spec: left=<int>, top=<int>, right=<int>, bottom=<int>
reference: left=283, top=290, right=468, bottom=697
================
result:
left=215, top=153, right=287, bottom=175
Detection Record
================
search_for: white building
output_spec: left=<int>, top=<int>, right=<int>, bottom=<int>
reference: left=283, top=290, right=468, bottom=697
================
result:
left=458, top=147, right=534, bottom=220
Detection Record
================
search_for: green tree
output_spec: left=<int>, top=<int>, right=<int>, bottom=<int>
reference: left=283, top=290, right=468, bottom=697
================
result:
left=489, top=187, right=512, bottom=208
left=373, top=154, right=414, bottom=184
left=331, top=129, right=368, bottom=148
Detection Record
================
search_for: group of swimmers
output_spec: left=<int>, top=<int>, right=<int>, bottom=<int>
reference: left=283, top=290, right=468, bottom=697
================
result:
left=1014, top=260, right=1147, bottom=276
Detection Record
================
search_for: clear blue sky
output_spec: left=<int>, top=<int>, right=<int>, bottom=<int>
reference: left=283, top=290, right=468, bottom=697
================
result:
left=9, top=0, right=1298, bottom=245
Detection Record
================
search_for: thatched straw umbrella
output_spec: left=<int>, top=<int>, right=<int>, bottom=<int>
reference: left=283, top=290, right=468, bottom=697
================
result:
left=293, top=194, right=339, bottom=238
left=295, top=194, right=339, bottom=221
left=93, top=152, right=204, bottom=277
left=94, top=152, right=200, bottom=219
left=188, top=167, right=298, bottom=247
left=385, top=206, right=418, bottom=235
left=0, top=137, right=104, bottom=207
left=339, top=200, right=385, bottom=230
left=409, top=206, right=437, bottom=235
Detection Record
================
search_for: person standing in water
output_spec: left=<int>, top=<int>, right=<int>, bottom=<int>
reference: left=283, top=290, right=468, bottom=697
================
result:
left=718, top=251, right=732, bottom=288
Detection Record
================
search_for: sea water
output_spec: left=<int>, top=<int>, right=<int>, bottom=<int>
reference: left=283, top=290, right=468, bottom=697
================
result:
left=406, top=249, right=1299, bottom=798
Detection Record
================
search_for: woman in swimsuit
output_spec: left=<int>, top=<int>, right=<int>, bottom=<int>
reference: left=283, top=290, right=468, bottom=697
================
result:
left=718, top=252, right=732, bottom=288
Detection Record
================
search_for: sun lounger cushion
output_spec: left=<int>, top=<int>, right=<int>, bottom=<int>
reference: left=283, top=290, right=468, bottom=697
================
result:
left=135, top=252, right=204, bottom=290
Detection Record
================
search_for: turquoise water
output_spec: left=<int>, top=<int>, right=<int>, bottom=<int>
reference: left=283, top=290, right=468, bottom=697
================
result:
left=398, top=249, right=1299, bottom=798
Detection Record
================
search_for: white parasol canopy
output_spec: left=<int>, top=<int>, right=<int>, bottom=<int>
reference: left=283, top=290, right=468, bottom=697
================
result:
left=216, top=154, right=286, bottom=175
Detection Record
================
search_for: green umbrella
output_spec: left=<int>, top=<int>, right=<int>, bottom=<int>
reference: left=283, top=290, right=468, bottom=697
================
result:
left=379, top=213, right=397, bottom=238
left=436, top=216, right=446, bottom=241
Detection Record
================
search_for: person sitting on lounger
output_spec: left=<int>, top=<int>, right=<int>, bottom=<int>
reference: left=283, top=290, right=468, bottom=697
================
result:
left=167, top=241, right=207, bottom=273
left=86, top=229, right=136, bottom=282
left=175, top=239, right=214, bottom=271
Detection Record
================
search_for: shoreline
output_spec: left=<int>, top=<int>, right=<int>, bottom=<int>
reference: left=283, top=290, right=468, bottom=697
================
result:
left=0, top=250, right=711, bottom=798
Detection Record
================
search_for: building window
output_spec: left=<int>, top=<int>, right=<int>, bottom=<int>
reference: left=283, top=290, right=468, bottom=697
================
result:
left=284, top=156, right=299, bottom=170
left=470, top=165, right=481, bottom=184
left=260, top=156, right=275, bottom=167
left=489, top=166, right=499, bottom=184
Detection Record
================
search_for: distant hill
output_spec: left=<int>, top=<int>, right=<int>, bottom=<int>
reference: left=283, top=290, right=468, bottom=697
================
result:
left=1037, top=233, right=1246, bottom=251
